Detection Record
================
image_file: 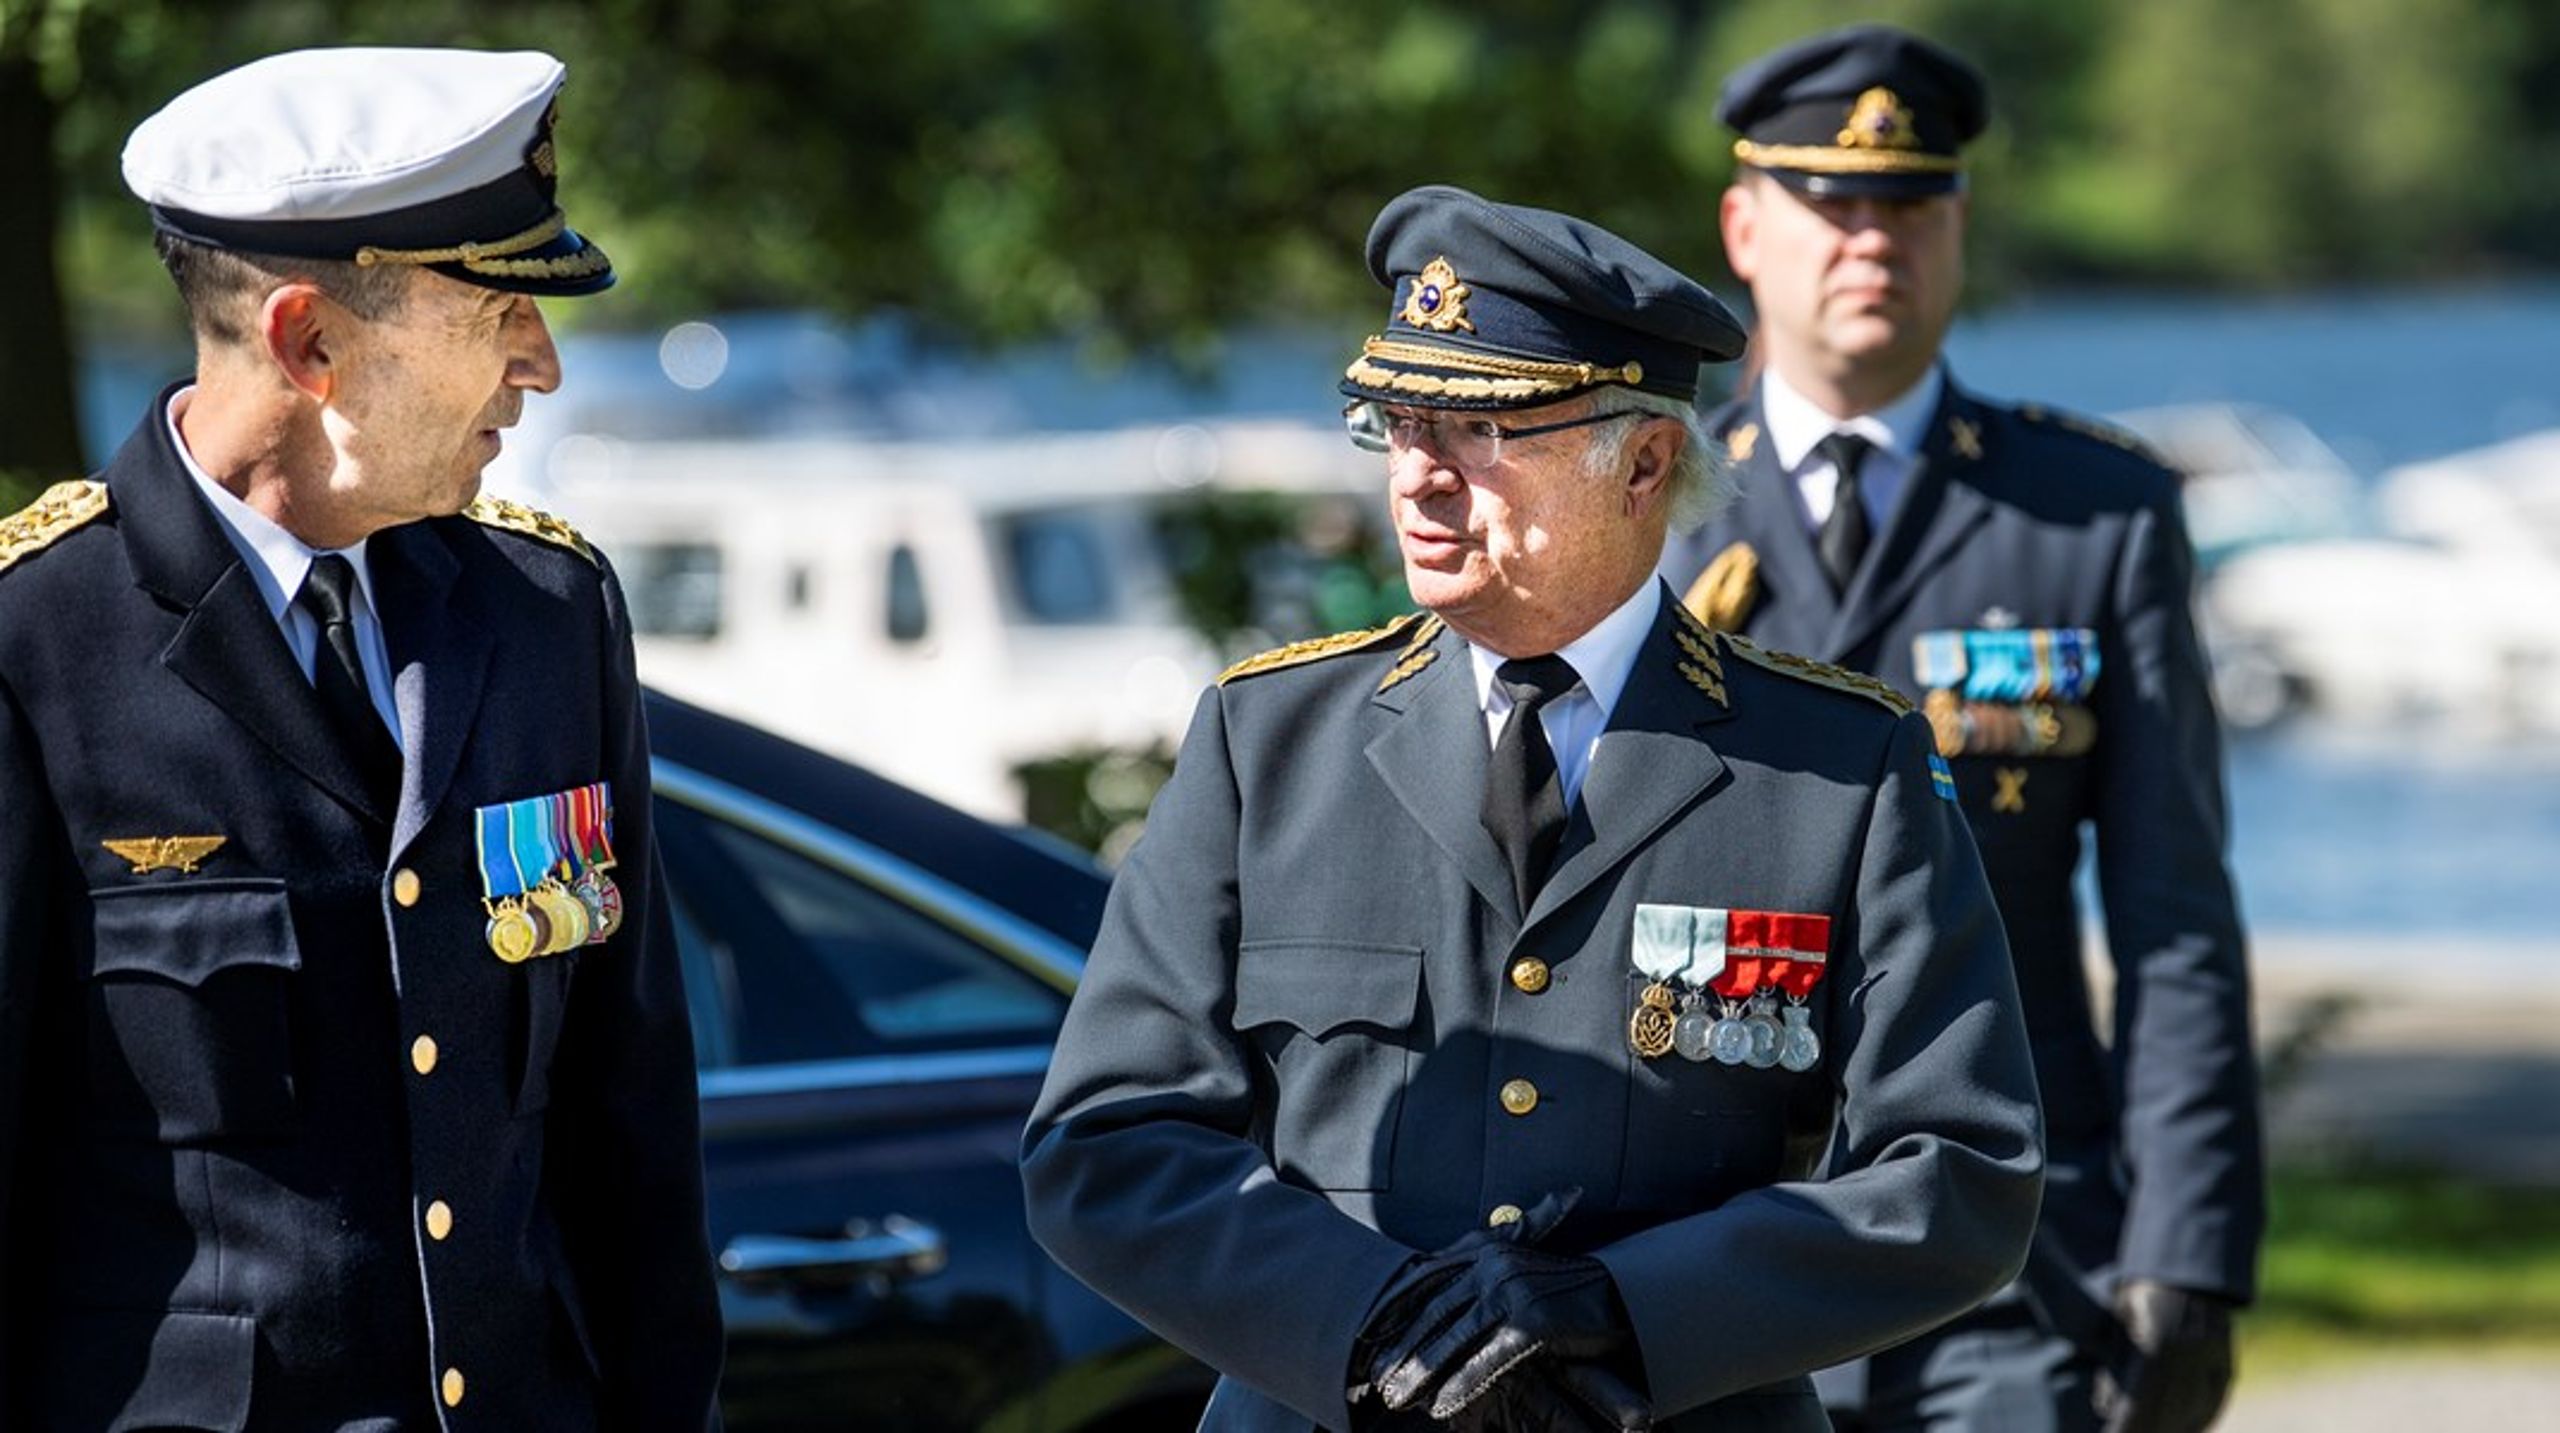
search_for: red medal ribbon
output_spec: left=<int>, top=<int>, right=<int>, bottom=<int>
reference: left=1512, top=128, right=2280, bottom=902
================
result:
left=1731, top=909, right=1831, bottom=1000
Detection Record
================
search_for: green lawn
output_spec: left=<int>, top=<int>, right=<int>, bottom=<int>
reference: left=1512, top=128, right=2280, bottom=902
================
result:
left=2242, top=1162, right=2560, bottom=1371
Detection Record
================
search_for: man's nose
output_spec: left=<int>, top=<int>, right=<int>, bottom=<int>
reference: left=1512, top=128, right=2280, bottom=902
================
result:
left=1388, top=441, right=1460, bottom=501
left=505, top=298, right=564, bottom=394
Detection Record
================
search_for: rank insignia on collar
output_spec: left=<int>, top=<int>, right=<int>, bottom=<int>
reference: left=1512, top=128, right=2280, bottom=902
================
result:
left=1948, top=416, right=1984, bottom=460
left=102, top=835, right=227, bottom=875
left=1838, top=87, right=1918, bottom=151
left=1399, top=255, right=1476, bottom=334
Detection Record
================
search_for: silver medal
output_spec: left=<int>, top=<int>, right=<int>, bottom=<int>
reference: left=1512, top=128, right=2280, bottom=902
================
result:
left=1743, top=1008, right=1783, bottom=1069
left=1779, top=1004, right=1822, bottom=1072
left=1709, top=1015, right=1751, bottom=1065
left=1672, top=1005, right=1718, bottom=1062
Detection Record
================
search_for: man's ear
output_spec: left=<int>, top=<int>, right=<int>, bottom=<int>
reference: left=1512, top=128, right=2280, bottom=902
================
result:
left=1624, top=416, right=1684, bottom=515
left=259, top=284, right=335, bottom=402
left=1719, top=180, right=1760, bottom=284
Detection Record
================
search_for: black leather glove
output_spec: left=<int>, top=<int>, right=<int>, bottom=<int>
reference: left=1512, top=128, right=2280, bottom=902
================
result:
left=1371, top=1243, right=1643, bottom=1424
left=1436, top=1360, right=1652, bottom=1433
left=1350, top=1192, right=1580, bottom=1409
left=2095, top=1280, right=2236, bottom=1433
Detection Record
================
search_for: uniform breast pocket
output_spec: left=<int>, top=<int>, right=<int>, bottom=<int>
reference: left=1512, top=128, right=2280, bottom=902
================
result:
left=1617, top=973, right=1807, bottom=1213
left=1231, top=940, right=1422, bottom=1193
left=86, top=879, right=303, bottom=1143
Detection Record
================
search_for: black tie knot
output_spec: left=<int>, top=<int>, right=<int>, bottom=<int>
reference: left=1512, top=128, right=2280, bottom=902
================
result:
left=297, top=553, right=361, bottom=628
left=1495, top=655, right=1581, bottom=714
left=1816, top=430, right=1873, bottom=482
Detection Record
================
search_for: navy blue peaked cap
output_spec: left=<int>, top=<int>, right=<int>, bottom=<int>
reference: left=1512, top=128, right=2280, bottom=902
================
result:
left=1341, top=185, right=1746, bottom=412
left=1719, top=25, right=1987, bottom=198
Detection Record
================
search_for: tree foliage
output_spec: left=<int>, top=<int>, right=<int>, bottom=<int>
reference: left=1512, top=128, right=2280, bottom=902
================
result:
left=10, top=0, right=2560, bottom=505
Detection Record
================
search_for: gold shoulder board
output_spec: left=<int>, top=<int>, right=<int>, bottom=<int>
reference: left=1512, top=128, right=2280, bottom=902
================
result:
left=1682, top=540, right=1760, bottom=632
left=464, top=495, right=595, bottom=564
left=0, top=480, right=110, bottom=578
left=1219, top=612, right=1427, bottom=686
left=1722, top=635, right=1914, bottom=716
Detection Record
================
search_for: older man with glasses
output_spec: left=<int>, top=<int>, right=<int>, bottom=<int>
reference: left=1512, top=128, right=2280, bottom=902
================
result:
left=1023, top=184, right=2044, bottom=1432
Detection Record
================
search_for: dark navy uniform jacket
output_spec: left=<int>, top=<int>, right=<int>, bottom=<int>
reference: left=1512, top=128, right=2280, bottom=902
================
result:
left=0, top=397, right=723, bottom=1430
left=1662, top=376, right=2264, bottom=1333
left=1022, top=592, right=2043, bottom=1431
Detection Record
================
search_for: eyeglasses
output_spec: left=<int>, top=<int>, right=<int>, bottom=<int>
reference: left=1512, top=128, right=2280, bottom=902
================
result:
left=1343, top=400, right=1639, bottom=470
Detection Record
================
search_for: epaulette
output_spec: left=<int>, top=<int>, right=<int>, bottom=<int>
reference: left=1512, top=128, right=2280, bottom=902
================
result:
left=465, top=495, right=595, bottom=564
left=1722, top=634, right=1914, bottom=716
left=2015, top=403, right=2164, bottom=465
left=0, top=480, right=111, bottom=578
left=1219, top=612, right=1428, bottom=686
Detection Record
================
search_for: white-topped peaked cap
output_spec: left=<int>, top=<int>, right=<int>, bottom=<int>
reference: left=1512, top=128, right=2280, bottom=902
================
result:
left=122, top=47, right=612, bottom=296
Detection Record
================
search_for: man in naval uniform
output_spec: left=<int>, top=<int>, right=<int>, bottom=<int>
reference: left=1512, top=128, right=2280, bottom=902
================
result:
left=1659, top=26, right=2263, bottom=1433
left=1023, top=184, right=2043, bottom=1432
left=0, top=49, right=722, bottom=1429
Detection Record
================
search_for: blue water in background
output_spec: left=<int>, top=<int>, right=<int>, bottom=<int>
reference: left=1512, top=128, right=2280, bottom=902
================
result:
left=75, top=284, right=2560, bottom=951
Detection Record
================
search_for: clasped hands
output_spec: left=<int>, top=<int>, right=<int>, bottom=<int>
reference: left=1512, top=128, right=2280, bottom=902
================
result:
left=1348, top=1192, right=1650, bottom=1432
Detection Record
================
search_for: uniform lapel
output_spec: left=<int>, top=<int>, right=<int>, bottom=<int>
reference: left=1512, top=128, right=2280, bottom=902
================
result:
left=1823, top=383, right=1995, bottom=663
left=372, top=519, right=495, bottom=860
left=1529, top=590, right=1732, bottom=929
left=1722, top=391, right=1839, bottom=651
left=115, top=397, right=396, bottom=829
left=1367, top=622, right=1518, bottom=922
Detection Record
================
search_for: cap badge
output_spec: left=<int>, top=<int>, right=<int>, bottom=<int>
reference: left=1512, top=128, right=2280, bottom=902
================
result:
left=1399, top=255, right=1477, bottom=334
left=1838, top=87, right=1919, bottom=151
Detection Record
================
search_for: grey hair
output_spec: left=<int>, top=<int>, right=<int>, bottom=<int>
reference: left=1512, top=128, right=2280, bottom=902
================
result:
left=1578, top=387, right=1735, bottom=535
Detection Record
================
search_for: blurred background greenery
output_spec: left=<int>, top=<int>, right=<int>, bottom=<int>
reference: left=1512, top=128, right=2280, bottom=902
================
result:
left=9, top=0, right=2560, bottom=494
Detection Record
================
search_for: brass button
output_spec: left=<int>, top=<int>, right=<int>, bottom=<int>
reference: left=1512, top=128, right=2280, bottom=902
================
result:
left=1488, top=1203, right=1524, bottom=1229
left=410, top=1035, right=439, bottom=1076
left=392, top=868, right=422, bottom=907
left=441, top=1368, right=465, bottom=1408
left=1509, top=957, right=1551, bottom=994
left=425, top=1200, right=453, bottom=1241
left=1499, top=1079, right=1539, bottom=1116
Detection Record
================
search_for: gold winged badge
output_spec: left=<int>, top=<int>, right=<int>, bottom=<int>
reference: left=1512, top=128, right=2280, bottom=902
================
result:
left=101, top=835, right=227, bottom=875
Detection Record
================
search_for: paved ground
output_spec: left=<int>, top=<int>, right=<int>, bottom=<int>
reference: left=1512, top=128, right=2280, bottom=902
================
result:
left=2216, top=938, right=2560, bottom=1428
left=2222, top=1357, right=2560, bottom=1431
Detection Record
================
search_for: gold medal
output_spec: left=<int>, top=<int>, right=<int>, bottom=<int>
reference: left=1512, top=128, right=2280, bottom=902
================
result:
left=1629, top=981, right=1678, bottom=1060
left=529, top=881, right=588, bottom=955
left=485, top=898, right=541, bottom=964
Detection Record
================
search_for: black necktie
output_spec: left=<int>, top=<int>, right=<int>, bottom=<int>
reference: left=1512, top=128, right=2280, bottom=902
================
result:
left=1815, top=431, right=1874, bottom=593
left=1482, top=655, right=1580, bottom=914
left=294, top=554, right=401, bottom=799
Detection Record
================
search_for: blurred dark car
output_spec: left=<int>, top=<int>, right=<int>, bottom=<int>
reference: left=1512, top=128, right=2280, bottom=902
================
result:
left=642, top=691, right=1213, bottom=1431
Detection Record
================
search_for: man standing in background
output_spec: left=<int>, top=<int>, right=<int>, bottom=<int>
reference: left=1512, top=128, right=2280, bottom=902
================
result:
left=1663, top=25, right=2262, bottom=1433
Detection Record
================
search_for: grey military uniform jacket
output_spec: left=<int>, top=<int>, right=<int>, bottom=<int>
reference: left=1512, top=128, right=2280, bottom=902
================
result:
left=1662, top=376, right=2264, bottom=1330
left=1021, top=589, right=2043, bottom=1431
left=0, top=395, right=724, bottom=1430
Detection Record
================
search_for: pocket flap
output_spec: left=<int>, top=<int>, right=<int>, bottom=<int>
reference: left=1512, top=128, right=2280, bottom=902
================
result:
left=90, top=880, right=302, bottom=986
left=1232, top=940, right=1422, bottom=1039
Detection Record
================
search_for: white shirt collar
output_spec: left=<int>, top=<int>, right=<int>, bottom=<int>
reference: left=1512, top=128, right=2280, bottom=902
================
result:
left=1760, top=364, right=1946, bottom=474
left=167, top=385, right=377, bottom=620
left=1467, top=579, right=1662, bottom=722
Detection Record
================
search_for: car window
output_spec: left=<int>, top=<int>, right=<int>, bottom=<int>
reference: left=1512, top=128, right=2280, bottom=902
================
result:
left=653, top=797, right=1067, bottom=1068
left=998, top=509, right=1118, bottom=624
left=623, top=542, right=724, bottom=639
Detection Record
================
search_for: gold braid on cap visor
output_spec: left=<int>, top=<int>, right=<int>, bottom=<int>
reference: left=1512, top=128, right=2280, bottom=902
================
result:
left=1345, top=336, right=1646, bottom=401
left=354, top=209, right=609, bottom=280
left=1731, top=140, right=1963, bottom=174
